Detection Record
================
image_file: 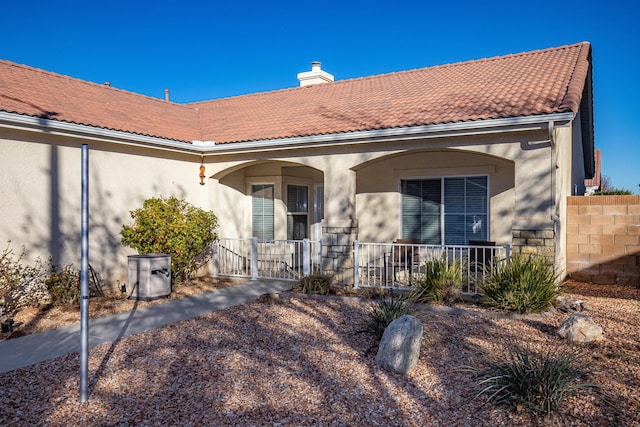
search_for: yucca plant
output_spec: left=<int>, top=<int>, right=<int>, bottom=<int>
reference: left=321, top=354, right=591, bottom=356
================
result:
left=410, top=255, right=463, bottom=304
left=469, top=344, right=602, bottom=417
left=481, top=255, right=561, bottom=314
left=362, top=291, right=414, bottom=343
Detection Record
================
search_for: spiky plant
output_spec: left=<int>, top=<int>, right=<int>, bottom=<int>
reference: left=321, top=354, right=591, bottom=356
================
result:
left=481, top=255, right=561, bottom=314
left=362, top=291, right=414, bottom=343
left=469, top=344, right=602, bottom=417
left=410, top=255, right=463, bottom=304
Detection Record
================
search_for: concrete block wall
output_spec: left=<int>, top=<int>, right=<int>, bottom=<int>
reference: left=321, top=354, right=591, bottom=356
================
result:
left=566, top=195, right=640, bottom=286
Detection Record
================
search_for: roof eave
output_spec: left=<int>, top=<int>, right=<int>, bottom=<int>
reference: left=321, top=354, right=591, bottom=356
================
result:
left=205, top=113, right=575, bottom=154
left=0, top=110, right=575, bottom=156
left=0, top=112, right=210, bottom=155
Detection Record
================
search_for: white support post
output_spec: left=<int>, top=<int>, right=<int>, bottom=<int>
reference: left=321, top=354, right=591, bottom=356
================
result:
left=251, top=237, right=258, bottom=280
left=353, top=240, right=359, bottom=289
left=212, top=240, right=219, bottom=278
left=303, top=238, right=310, bottom=276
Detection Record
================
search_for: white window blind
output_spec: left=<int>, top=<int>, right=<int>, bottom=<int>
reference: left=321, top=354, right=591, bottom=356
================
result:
left=401, top=176, right=488, bottom=244
left=252, top=184, right=274, bottom=240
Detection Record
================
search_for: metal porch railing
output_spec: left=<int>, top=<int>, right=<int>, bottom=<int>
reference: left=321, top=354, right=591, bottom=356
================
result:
left=353, top=240, right=511, bottom=294
left=213, top=238, right=322, bottom=281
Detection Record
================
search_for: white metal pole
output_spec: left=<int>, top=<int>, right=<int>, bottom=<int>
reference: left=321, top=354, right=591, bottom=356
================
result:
left=80, top=144, right=89, bottom=402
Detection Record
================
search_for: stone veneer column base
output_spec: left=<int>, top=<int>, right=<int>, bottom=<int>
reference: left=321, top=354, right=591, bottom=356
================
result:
left=321, top=219, right=358, bottom=286
left=511, top=227, right=556, bottom=264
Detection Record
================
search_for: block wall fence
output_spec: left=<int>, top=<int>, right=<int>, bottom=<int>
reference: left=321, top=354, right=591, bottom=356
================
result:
left=566, top=195, right=640, bottom=286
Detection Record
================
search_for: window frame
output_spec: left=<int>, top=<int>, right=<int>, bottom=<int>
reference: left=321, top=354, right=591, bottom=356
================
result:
left=286, top=184, right=309, bottom=240
left=399, top=174, right=489, bottom=245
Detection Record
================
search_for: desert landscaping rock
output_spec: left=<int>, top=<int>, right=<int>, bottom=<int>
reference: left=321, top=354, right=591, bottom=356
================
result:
left=558, top=313, right=604, bottom=343
left=376, top=314, right=423, bottom=375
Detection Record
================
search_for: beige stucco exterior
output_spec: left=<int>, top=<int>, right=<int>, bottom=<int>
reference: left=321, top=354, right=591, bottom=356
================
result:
left=0, top=113, right=586, bottom=287
left=0, top=128, right=206, bottom=286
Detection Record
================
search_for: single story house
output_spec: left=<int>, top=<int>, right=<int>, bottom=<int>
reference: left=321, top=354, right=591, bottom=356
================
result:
left=0, top=42, right=594, bottom=287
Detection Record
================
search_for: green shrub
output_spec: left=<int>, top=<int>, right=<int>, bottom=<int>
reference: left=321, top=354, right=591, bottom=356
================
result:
left=469, top=344, right=601, bottom=417
left=481, top=255, right=561, bottom=314
left=0, top=242, right=45, bottom=315
left=120, top=197, right=218, bottom=282
left=45, top=262, right=80, bottom=306
left=295, top=273, right=334, bottom=295
left=362, top=292, right=414, bottom=343
left=410, top=255, right=463, bottom=304
left=593, top=190, right=633, bottom=195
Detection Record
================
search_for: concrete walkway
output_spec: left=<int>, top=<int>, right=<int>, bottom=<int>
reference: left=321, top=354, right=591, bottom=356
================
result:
left=0, top=280, right=292, bottom=374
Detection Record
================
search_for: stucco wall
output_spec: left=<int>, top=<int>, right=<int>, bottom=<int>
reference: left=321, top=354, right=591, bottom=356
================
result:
left=355, top=149, right=515, bottom=244
left=1, top=119, right=586, bottom=287
left=0, top=129, right=206, bottom=287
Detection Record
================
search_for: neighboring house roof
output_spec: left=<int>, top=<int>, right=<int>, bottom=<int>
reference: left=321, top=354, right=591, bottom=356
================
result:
left=585, top=149, right=601, bottom=189
left=0, top=42, right=592, bottom=145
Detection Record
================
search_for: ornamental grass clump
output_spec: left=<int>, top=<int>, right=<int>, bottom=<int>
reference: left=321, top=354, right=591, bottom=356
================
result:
left=481, top=254, right=561, bottom=314
left=469, top=344, right=602, bottom=418
left=295, top=272, right=335, bottom=295
left=410, top=255, right=463, bottom=304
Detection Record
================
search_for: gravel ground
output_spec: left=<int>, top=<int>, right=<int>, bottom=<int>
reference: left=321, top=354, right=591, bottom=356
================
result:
left=0, top=281, right=638, bottom=426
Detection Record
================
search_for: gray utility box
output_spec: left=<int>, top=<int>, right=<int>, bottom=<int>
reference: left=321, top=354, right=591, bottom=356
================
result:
left=127, top=254, right=171, bottom=301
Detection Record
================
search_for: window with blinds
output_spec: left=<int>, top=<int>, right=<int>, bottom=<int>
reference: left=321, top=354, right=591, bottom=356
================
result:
left=252, top=184, right=274, bottom=240
left=401, top=176, right=488, bottom=245
left=287, top=185, right=308, bottom=240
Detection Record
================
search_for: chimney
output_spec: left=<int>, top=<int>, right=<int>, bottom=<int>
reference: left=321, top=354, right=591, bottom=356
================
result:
left=297, top=61, right=334, bottom=87
left=164, top=88, right=170, bottom=102
left=104, top=82, right=110, bottom=87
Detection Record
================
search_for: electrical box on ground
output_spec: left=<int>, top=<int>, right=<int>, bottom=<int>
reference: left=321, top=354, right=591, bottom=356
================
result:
left=127, top=254, right=171, bottom=301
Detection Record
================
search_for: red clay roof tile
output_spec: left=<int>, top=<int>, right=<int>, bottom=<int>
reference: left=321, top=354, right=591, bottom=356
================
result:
left=0, top=42, right=592, bottom=145
left=0, top=60, right=200, bottom=142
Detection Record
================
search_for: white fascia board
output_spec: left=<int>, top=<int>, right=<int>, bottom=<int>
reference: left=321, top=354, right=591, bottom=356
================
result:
left=205, top=113, right=575, bottom=154
left=0, top=110, right=573, bottom=156
left=0, top=112, right=206, bottom=155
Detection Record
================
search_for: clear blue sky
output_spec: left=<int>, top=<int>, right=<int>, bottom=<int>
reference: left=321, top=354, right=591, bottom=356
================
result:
left=2, top=0, right=638, bottom=193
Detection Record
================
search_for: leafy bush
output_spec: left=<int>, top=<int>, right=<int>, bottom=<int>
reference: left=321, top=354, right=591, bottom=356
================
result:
left=362, top=292, right=414, bottom=343
left=481, top=255, right=561, bottom=314
left=469, top=344, right=602, bottom=417
left=410, top=255, right=463, bottom=304
left=45, top=262, right=80, bottom=306
left=0, top=242, right=46, bottom=315
left=295, top=273, right=334, bottom=295
left=120, top=197, right=218, bottom=282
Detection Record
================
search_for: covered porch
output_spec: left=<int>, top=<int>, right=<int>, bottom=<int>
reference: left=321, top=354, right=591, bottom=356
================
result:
left=212, top=237, right=510, bottom=294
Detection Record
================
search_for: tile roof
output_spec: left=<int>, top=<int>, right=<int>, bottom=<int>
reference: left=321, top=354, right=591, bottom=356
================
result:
left=0, top=60, right=200, bottom=142
left=0, top=42, right=592, bottom=145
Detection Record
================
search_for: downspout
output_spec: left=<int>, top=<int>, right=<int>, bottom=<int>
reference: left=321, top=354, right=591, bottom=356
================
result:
left=548, top=121, right=561, bottom=271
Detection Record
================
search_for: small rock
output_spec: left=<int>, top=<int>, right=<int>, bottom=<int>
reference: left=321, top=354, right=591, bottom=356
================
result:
left=557, top=313, right=604, bottom=343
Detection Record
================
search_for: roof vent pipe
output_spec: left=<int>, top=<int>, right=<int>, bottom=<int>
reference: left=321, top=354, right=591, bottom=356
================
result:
left=164, top=88, right=169, bottom=102
left=297, top=61, right=334, bottom=87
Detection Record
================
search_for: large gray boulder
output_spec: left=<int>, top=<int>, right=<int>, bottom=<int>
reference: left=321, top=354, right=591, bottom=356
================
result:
left=376, top=315, right=423, bottom=374
left=557, top=313, right=604, bottom=343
